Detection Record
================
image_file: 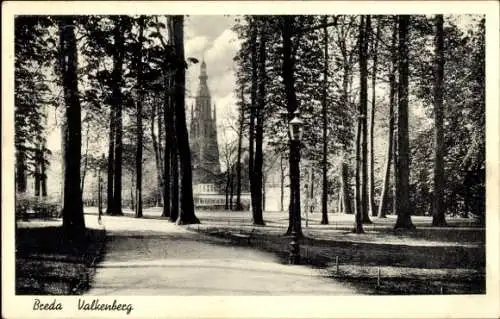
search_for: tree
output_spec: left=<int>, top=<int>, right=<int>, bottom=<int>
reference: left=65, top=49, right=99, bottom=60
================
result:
left=378, top=16, right=398, bottom=218
left=134, top=16, right=146, bottom=218
left=394, top=15, right=415, bottom=230
left=368, top=16, right=380, bottom=217
left=248, top=18, right=258, bottom=222
left=14, top=16, right=54, bottom=195
left=281, top=16, right=303, bottom=237
left=353, top=15, right=367, bottom=234
left=431, top=14, right=447, bottom=227
left=59, top=17, right=85, bottom=236
left=320, top=15, right=329, bottom=225
left=234, top=84, right=245, bottom=211
left=252, top=18, right=267, bottom=225
left=171, top=15, right=200, bottom=225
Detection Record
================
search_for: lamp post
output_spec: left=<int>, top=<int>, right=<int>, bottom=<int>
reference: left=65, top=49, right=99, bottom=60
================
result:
left=289, top=111, right=304, bottom=265
left=98, top=153, right=105, bottom=223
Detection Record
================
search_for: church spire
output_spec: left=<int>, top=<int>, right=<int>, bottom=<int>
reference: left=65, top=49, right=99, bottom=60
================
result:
left=197, top=59, right=210, bottom=97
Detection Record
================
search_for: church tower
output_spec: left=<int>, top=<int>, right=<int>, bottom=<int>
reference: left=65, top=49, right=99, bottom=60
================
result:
left=190, top=60, right=221, bottom=186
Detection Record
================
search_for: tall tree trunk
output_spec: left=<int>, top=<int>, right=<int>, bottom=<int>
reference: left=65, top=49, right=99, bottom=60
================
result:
left=341, top=157, right=352, bottom=214
left=80, top=121, right=90, bottom=196
left=361, top=15, right=372, bottom=224
left=151, top=99, right=164, bottom=206
left=171, top=15, right=199, bottom=225
left=106, top=105, right=115, bottom=214
left=135, top=16, right=145, bottom=219
left=235, top=85, right=245, bottom=211
left=280, top=155, right=285, bottom=212
left=112, top=16, right=124, bottom=216
left=16, top=149, right=27, bottom=193
left=432, top=14, right=447, bottom=227
left=369, top=17, right=380, bottom=217
left=354, top=118, right=364, bottom=233
left=378, top=21, right=397, bottom=218
left=230, top=166, right=234, bottom=210
left=59, top=18, right=85, bottom=237
left=394, top=15, right=415, bottom=230
left=34, top=143, right=41, bottom=197
left=282, top=16, right=303, bottom=237
left=353, top=15, right=366, bottom=233
left=253, top=23, right=266, bottom=226
left=41, top=141, right=47, bottom=198
left=309, top=165, right=315, bottom=216
left=248, top=21, right=258, bottom=221
left=130, top=172, right=135, bottom=210
left=162, top=76, right=172, bottom=218
left=321, top=16, right=329, bottom=225
left=58, top=118, right=66, bottom=216
left=225, top=169, right=230, bottom=210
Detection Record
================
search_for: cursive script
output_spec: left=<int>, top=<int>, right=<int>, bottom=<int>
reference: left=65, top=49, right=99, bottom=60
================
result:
left=33, top=298, right=63, bottom=311
left=78, top=298, right=133, bottom=315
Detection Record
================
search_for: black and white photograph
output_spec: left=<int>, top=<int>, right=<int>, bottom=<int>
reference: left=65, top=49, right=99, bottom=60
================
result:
left=2, top=1, right=499, bottom=318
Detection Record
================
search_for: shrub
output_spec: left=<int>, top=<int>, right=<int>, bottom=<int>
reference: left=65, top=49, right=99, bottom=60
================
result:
left=16, top=194, right=61, bottom=220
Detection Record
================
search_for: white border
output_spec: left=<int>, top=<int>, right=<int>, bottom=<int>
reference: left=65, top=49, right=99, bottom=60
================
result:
left=2, top=1, right=499, bottom=318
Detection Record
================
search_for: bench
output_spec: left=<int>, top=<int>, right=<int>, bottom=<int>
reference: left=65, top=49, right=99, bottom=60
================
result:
left=231, top=229, right=255, bottom=245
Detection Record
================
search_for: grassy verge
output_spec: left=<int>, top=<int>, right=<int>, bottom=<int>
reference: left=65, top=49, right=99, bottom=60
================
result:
left=187, top=220, right=485, bottom=295
left=15, top=223, right=106, bottom=295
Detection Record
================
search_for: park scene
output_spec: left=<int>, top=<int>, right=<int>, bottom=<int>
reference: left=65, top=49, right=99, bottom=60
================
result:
left=14, top=14, right=485, bottom=296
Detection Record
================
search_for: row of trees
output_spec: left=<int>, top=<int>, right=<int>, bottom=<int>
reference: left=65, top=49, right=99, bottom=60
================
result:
left=15, top=15, right=204, bottom=237
left=15, top=14, right=485, bottom=238
left=231, top=14, right=485, bottom=233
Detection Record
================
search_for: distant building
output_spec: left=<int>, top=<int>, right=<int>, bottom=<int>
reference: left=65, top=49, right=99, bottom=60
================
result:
left=189, top=60, right=221, bottom=188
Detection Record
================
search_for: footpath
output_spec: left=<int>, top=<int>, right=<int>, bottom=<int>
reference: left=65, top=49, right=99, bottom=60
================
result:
left=86, top=214, right=358, bottom=295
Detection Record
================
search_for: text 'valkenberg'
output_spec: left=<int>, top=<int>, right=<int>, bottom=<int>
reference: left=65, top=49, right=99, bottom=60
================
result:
left=78, top=298, right=133, bottom=315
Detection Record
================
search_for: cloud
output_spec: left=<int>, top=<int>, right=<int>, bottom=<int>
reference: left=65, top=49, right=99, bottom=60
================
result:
left=185, top=35, right=210, bottom=58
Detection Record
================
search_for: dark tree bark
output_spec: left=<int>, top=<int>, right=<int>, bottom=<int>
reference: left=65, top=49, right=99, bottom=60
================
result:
left=135, top=16, right=145, bottom=219
left=280, top=155, right=285, bottom=212
left=235, top=85, right=245, bottom=211
left=171, top=15, right=199, bottom=225
left=252, top=22, right=266, bottom=225
left=340, top=158, right=352, bottom=214
left=368, top=16, right=380, bottom=217
left=111, top=16, right=125, bottom=216
left=41, top=142, right=47, bottom=198
left=354, top=118, right=364, bottom=233
left=229, top=165, right=234, bottom=210
left=59, top=18, right=85, bottom=236
left=58, top=119, right=66, bottom=216
left=361, top=15, right=372, bottom=225
left=432, top=14, right=447, bottom=227
left=281, top=16, right=303, bottom=237
left=16, top=149, right=27, bottom=193
left=321, top=16, right=329, bottom=225
left=353, top=15, right=367, bottom=233
left=394, top=15, right=415, bottom=230
left=34, top=143, right=41, bottom=197
left=248, top=20, right=258, bottom=220
left=162, top=72, right=172, bottom=218
left=151, top=98, right=164, bottom=206
left=378, top=20, right=397, bottom=218
left=106, top=104, right=115, bottom=214
left=80, top=122, right=90, bottom=196
left=225, top=168, right=230, bottom=210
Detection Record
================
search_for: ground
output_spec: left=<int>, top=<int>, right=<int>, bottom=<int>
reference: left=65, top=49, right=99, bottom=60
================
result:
left=15, top=207, right=485, bottom=295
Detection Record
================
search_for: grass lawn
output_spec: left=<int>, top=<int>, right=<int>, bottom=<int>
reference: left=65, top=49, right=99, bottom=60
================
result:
left=187, top=211, right=485, bottom=295
left=15, top=219, right=106, bottom=295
